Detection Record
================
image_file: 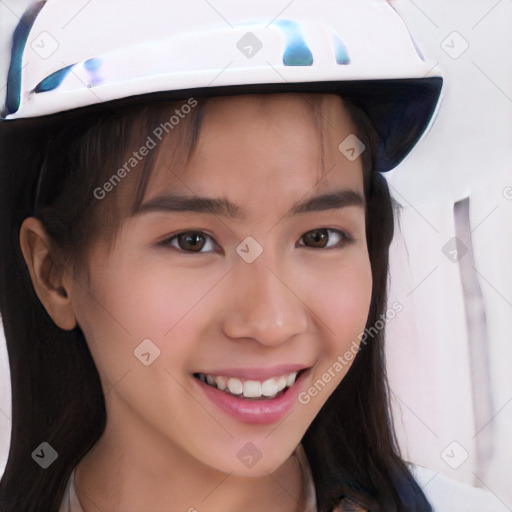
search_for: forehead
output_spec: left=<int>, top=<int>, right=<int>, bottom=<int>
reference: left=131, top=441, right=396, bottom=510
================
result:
left=145, top=93, right=363, bottom=201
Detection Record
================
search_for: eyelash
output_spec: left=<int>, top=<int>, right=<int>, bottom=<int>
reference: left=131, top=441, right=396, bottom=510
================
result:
left=157, top=228, right=356, bottom=254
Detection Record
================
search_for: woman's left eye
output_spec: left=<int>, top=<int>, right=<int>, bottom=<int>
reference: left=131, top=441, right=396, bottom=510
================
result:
left=298, top=228, right=354, bottom=249
left=159, top=231, right=217, bottom=253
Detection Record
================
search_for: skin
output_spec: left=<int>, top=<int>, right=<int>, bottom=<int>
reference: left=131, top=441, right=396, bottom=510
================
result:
left=20, top=93, right=372, bottom=512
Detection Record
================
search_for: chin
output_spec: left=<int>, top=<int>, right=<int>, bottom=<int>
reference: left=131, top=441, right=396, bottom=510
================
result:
left=199, top=436, right=301, bottom=477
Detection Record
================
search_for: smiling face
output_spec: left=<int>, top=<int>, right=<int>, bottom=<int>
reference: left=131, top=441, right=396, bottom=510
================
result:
left=69, top=93, right=372, bottom=477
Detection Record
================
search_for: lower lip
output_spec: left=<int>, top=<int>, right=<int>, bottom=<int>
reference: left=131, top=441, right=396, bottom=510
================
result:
left=193, top=371, right=308, bottom=425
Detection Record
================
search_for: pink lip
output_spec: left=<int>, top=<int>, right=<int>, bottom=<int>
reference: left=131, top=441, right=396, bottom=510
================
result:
left=195, top=363, right=308, bottom=381
left=193, top=368, right=309, bottom=425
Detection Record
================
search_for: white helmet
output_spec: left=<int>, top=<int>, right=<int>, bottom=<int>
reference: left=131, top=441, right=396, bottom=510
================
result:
left=2, top=0, right=443, bottom=172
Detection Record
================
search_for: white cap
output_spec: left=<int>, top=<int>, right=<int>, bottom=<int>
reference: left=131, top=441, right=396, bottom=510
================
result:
left=2, top=0, right=443, bottom=171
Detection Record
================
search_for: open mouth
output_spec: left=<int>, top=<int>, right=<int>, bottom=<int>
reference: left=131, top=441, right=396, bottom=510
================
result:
left=193, top=369, right=307, bottom=401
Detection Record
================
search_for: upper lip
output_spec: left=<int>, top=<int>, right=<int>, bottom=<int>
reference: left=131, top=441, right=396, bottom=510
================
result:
left=194, top=363, right=309, bottom=381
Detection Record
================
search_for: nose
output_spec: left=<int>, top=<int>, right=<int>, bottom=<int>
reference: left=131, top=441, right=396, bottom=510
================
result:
left=221, top=257, right=309, bottom=347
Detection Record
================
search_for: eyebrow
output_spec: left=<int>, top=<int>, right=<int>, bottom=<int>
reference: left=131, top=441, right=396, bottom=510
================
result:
left=134, top=189, right=364, bottom=219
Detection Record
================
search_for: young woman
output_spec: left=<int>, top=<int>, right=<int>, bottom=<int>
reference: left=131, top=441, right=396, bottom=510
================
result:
left=0, top=1, right=443, bottom=511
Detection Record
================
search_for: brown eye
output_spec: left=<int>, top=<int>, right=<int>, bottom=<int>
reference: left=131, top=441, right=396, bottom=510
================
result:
left=162, top=231, right=216, bottom=253
left=302, top=229, right=329, bottom=248
left=178, top=232, right=205, bottom=251
left=299, top=229, right=353, bottom=249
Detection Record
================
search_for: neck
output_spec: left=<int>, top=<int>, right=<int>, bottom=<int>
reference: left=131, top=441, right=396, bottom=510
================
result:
left=74, top=392, right=307, bottom=512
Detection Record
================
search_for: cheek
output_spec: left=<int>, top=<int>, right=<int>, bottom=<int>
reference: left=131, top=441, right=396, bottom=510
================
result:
left=295, top=251, right=372, bottom=397
left=72, top=258, right=225, bottom=377
left=301, top=254, right=372, bottom=347
left=83, top=260, right=199, bottom=332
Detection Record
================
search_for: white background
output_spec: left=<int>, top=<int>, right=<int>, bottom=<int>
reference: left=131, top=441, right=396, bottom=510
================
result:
left=384, top=1, right=512, bottom=509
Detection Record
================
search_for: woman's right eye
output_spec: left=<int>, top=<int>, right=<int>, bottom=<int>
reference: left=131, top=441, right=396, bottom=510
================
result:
left=159, top=231, right=217, bottom=253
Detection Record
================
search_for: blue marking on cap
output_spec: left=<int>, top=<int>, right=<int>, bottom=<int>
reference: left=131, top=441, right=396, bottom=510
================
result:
left=84, top=57, right=104, bottom=88
left=332, top=33, right=350, bottom=65
left=34, top=64, right=74, bottom=93
left=274, top=19, right=313, bottom=66
left=3, top=1, right=46, bottom=117
left=34, top=57, right=104, bottom=93
left=84, top=57, right=102, bottom=72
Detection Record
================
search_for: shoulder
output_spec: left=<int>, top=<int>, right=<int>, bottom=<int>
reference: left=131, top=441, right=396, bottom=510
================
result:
left=409, top=464, right=509, bottom=512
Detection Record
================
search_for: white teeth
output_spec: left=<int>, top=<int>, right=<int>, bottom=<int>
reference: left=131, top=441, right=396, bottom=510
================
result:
left=286, top=372, right=298, bottom=387
left=227, top=377, right=243, bottom=396
left=197, top=370, right=302, bottom=399
left=261, top=379, right=278, bottom=397
left=215, top=376, right=227, bottom=390
left=275, top=375, right=287, bottom=393
left=243, top=380, right=262, bottom=398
